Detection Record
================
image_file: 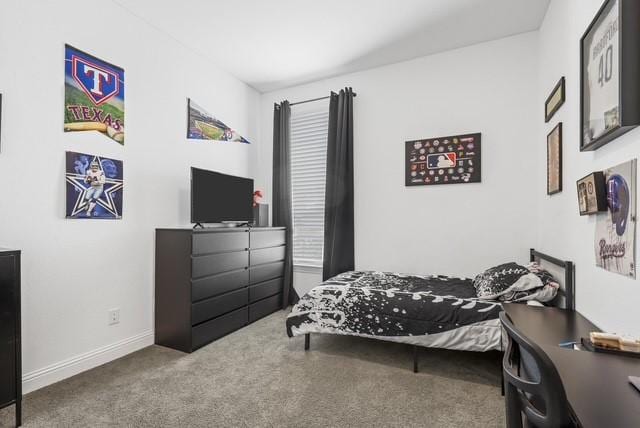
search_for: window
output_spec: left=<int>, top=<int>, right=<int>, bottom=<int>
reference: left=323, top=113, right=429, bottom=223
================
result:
left=290, top=108, right=329, bottom=268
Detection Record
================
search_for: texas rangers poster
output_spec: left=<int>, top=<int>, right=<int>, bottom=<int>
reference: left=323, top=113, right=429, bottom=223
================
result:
left=595, top=159, right=636, bottom=278
left=64, top=45, right=125, bottom=144
left=187, top=98, right=250, bottom=143
left=66, top=151, right=123, bottom=219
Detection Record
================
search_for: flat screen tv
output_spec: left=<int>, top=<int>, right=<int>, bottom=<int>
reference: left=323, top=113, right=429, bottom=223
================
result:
left=191, top=167, right=254, bottom=224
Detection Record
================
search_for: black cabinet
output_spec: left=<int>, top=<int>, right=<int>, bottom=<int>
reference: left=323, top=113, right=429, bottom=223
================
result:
left=0, top=249, right=21, bottom=427
left=155, top=228, right=286, bottom=353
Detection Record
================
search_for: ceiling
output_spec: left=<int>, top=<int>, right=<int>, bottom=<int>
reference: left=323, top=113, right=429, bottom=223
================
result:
left=114, top=0, right=550, bottom=93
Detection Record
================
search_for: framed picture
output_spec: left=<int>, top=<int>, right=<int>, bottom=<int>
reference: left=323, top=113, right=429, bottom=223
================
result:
left=580, top=0, right=640, bottom=151
left=405, top=133, right=481, bottom=186
left=577, top=172, right=607, bottom=215
left=547, top=123, right=562, bottom=195
left=545, top=77, right=565, bottom=123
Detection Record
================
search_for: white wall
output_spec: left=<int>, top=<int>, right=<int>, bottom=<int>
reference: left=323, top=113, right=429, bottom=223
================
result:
left=259, top=32, right=540, bottom=295
left=537, top=0, right=640, bottom=336
left=0, top=0, right=259, bottom=392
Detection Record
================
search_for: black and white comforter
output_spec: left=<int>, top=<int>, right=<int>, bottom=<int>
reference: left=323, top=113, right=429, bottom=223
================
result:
left=286, top=271, right=503, bottom=352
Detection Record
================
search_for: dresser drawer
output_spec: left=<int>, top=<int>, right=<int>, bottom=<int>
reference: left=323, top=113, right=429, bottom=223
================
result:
left=249, top=277, right=283, bottom=303
left=192, top=231, right=248, bottom=255
left=192, top=307, right=248, bottom=350
left=249, top=294, right=282, bottom=323
left=250, top=230, right=286, bottom=249
left=192, top=250, right=248, bottom=279
left=250, top=261, right=284, bottom=285
left=192, top=288, right=248, bottom=325
left=192, top=268, right=249, bottom=302
left=250, top=246, right=285, bottom=266
left=0, top=338, right=15, bottom=405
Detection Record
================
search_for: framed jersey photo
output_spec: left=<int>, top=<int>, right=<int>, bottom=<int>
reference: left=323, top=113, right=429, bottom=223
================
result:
left=580, top=0, right=640, bottom=151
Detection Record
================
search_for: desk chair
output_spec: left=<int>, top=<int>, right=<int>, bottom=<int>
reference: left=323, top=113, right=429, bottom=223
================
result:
left=499, top=312, right=575, bottom=428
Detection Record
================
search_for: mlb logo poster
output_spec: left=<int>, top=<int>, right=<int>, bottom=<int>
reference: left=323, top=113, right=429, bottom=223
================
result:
left=65, top=151, right=124, bottom=219
left=64, top=45, right=125, bottom=145
left=405, top=133, right=481, bottom=186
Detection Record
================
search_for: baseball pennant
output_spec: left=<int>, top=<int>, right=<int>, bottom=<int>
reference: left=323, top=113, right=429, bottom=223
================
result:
left=187, top=98, right=250, bottom=143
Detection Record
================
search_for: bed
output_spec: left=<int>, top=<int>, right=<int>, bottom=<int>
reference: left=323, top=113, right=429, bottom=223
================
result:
left=286, top=249, right=574, bottom=371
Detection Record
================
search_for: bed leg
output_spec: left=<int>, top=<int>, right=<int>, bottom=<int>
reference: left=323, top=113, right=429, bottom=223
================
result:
left=413, top=346, right=419, bottom=373
left=304, top=333, right=310, bottom=351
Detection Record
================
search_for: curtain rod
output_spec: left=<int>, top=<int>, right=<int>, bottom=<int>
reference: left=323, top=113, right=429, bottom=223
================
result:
left=289, top=91, right=357, bottom=107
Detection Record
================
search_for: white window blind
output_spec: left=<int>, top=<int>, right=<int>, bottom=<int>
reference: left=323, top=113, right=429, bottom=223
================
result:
left=290, top=109, right=329, bottom=268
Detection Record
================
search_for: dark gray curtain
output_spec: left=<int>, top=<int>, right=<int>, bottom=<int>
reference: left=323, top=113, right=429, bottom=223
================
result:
left=273, top=101, right=296, bottom=308
left=323, top=88, right=355, bottom=280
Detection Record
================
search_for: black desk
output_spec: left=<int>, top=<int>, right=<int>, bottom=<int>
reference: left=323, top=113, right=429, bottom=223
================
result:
left=503, top=303, right=640, bottom=428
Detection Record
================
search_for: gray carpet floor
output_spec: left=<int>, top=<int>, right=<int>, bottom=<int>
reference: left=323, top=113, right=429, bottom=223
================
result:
left=0, top=310, right=505, bottom=427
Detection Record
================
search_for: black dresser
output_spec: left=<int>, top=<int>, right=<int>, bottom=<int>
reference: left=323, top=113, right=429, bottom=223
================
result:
left=155, top=227, right=286, bottom=353
left=0, top=249, right=21, bottom=427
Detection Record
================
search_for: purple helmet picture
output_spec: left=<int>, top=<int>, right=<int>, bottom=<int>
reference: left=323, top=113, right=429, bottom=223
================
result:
left=607, top=174, right=629, bottom=236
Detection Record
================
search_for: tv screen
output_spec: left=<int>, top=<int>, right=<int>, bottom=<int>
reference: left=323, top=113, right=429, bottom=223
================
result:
left=191, top=167, right=254, bottom=224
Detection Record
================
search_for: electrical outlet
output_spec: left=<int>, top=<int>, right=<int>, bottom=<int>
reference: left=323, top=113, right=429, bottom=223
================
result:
left=108, top=308, right=120, bottom=325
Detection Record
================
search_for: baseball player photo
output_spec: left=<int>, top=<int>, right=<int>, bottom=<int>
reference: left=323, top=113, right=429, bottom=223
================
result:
left=84, top=161, right=106, bottom=217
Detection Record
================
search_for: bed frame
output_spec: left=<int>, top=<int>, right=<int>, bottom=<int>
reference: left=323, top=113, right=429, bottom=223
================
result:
left=303, top=248, right=575, bottom=374
left=529, top=248, right=574, bottom=311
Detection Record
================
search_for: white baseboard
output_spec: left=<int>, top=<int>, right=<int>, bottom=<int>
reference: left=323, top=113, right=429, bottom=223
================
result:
left=22, top=330, right=154, bottom=394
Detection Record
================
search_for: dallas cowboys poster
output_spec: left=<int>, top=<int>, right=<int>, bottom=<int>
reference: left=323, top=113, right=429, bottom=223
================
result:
left=64, top=45, right=125, bottom=145
left=66, top=151, right=123, bottom=219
